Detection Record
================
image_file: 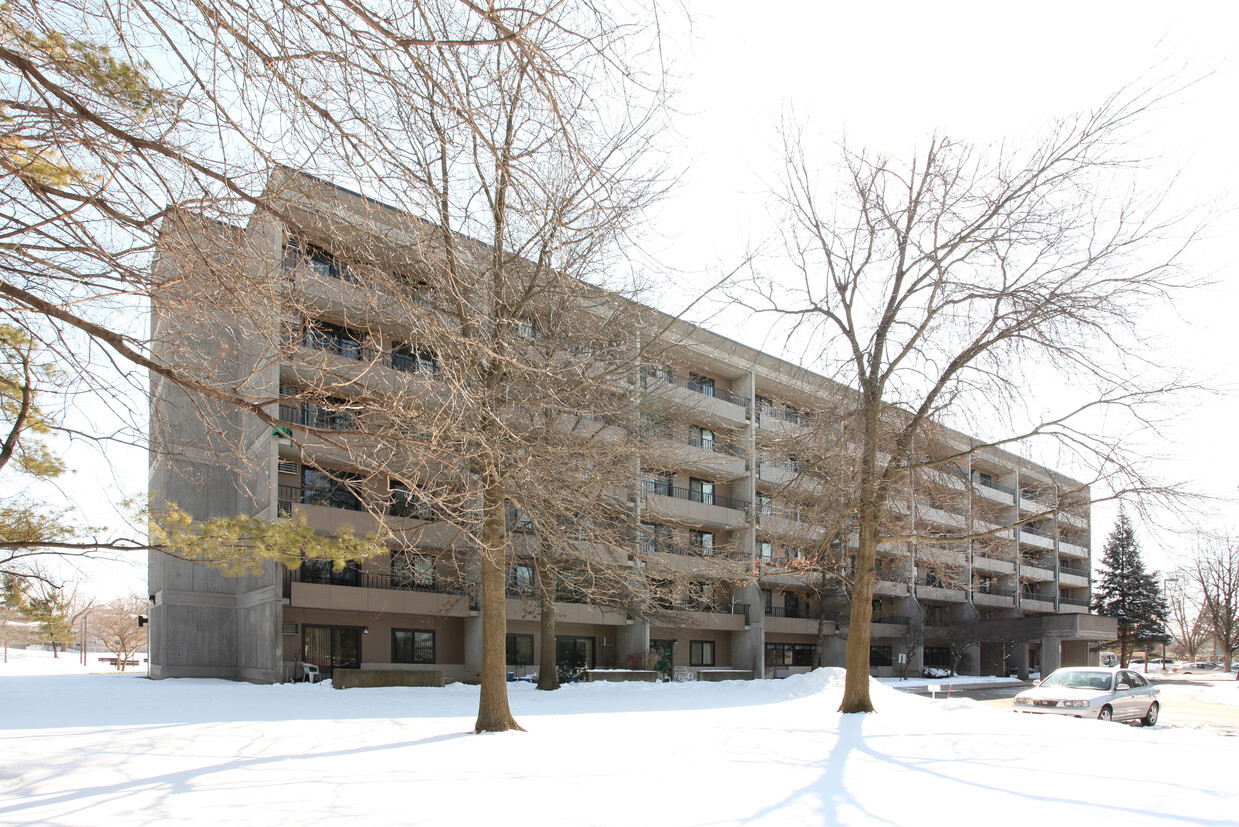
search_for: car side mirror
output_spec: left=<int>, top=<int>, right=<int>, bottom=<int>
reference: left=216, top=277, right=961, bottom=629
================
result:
left=1117, top=683, right=1130, bottom=691
left=1032, top=679, right=1041, bottom=686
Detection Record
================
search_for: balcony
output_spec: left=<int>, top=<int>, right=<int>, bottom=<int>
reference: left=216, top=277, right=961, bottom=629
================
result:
left=283, top=565, right=476, bottom=616
left=972, top=475, right=1015, bottom=506
left=1019, top=524, right=1055, bottom=551
left=640, top=371, right=749, bottom=427
left=1058, top=538, right=1090, bottom=558
left=972, top=587, right=1015, bottom=608
left=915, top=575, right=965, bottom=603
left=972, top=555, right=1015, bottom=575
left=640, top=480, right=748, bottom=511
left=1021, top=595, right=1056, bottom=613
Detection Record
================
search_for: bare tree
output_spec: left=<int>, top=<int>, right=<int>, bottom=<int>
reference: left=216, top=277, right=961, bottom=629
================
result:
left=1189, top=538, right=1239, bottom=672
left=91, top=595, right=148, bottom=671
left=742, top=86, right=1201, bottom=713
left=3, top=1, right=671, bottom=733
left=1165, top=570, right=1209, bottom=661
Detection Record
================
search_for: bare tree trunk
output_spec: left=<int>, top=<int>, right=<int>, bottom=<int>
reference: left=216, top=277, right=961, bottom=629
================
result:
left=840, top=513, right=878, bottom=713
left=536, top=554, right=559, bottom=691
left=474, top=471, right=523, bottom=733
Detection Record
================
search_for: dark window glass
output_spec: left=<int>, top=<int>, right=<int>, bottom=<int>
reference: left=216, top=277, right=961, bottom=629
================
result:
left=391, top=552, right=435, bottom=589
left=923, top=646, right=951, bottom=668
left=301, top=468, right=362, bottom=511
left=870, top=645, right=893, bottom=667
left=392, top=629, right=435, bottom=664
left=690, top=640, right=715, bottom=666
left=389, top=482, right=434, bottom=520
left=506, top=634, right=534, bottom=666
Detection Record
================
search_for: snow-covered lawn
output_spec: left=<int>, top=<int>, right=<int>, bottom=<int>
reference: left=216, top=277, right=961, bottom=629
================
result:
left=2, top=651, right=1236, bottom=826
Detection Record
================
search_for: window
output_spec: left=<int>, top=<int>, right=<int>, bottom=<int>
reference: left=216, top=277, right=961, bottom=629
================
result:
left=300, top=319, right=366, bottom=360
left=639, top=522, right=673, bottom=555
left=978, top=575, right=994, bottom=594
left=302, top=625, right=362, bottom=677
left=688, top=372, right=715, bottom=398
left=871, top=598, right=884, bottom=618
left=642, top=472, right=674, bottom=497
left=925, top=605, right=947, bottom=627
left=923, top=646, right=950, bottom=668
left=514, top=318, right=538, bottom=340
left=783, top=591, right=802, bottom=618
left=301, top=398, right=356, bottom=431
left=689, top=425, right=715, bottom=451
left=389, top=481, right=434, bottom=520
left=391, top=343, right=438, bottom=374
left=762, top=589, right=773, bottom=614
left=784, top=547, right=802, bottom=562
left=640, top=364, right=670, bottom=382
left=755, top=394, right=775, bottom=422
left=392, top=629, right=435, bottom=664
left=284, top=242, right=359, bottom=284
left=689, top=478, right=715, bottom=506
left=301, top=468, right=362, bottom=511
left=689, top=530, right=714, bottom=555
left=765, top=642, right=814, bottom=667
left=556, top=636, right=596, bottom=669
left=759, top=541, right=773, bottom=562
left=391, top=552, right=435, bottom=589
left=506, top=502, right=534, bottom=533
left=506, top=565, right=535, bottom=596
left=756, top=493, right=774, bottom=517
left=506, top=634, right=534, bottom=666
left=689, top=640, right=715, bottom=666
left=870, top=645, right=893, bottom=668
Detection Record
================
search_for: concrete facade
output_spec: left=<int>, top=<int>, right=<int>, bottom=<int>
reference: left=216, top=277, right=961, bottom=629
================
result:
left=148, top=169, right=1109, bottom=684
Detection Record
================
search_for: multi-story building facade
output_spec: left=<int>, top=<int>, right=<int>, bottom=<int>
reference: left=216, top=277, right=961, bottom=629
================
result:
left=147, top=169, right=1115, bottom=684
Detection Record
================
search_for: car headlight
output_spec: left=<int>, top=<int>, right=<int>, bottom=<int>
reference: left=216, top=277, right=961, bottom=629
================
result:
left=1062, top=700, right=1090, bottom=708
left=1014, top=697, right=1030, bottom=705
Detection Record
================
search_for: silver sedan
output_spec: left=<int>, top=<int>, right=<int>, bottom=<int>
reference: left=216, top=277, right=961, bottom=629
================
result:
left=1012, top=667, right=1160, bottom=725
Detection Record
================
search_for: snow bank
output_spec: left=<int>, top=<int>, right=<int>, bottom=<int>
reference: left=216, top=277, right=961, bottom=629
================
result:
left=1, top=653, right=1236, bottom=826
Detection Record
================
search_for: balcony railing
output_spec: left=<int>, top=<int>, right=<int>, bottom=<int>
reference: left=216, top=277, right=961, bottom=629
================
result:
left=687, top=436, right=744, bottom=457
left=1020, top=524, right=1054, bottom=539
left=642, top=370, right=748, bottom=409
left=974, top=585, right=1015, bottom=597
left=284, top=565, right=475, bottom=606
left=973, top=474, right=1015, bottom=496
left=1059, top=596, right=1092, bottom=607
left=765, top=604, right=812, bottom=619
left=1058, top=564, right=1089, bottom=578
left=279, top=402, right=358, bottom=432
left=278, top=484, right=362, bottom=514
left=640, top=480, right=749, bottom=512
left=873, top=615, right=910, bottom=626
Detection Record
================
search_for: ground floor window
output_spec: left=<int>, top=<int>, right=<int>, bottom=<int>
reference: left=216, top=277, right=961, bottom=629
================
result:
left=922, top=646, right=950, bottom=668
left=765, top=642, right=815, bottom=667
left=391, top=629, right=435, bottom=664
left=870, top=645, right=893, bottom=668
left=506, top=634, right=534, bottom=666
left=556, top=636, right=595, bottom=669
left=690, top=640, right=716, bottom=666
left=302, top=625, right=362, bottom=677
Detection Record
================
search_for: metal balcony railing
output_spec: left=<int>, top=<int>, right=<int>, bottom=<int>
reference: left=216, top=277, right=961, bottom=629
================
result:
left=1059, top=596, right=1092, bottom=607
left=874, top=615, right=910, bottom=626
left=278, top=484, right=363, bottom=513
left=284, top=565, right=475, bottom=605
left=278, top=402, right=358, bottom=432
left=973, top=474, right=1016, bottom=496
left=1020, top=524, right=1054, bottom=539
left=975, top=585, right=1015, bottom=597
left=641, top=370, right=748, bottom=409
left=640, top=480, right=750, bottom=512
left=765, top=604, right=812, bottom=619
left=1058, top=564, right=1089, bottom=578
left=687, top=436, right=744, bottom=457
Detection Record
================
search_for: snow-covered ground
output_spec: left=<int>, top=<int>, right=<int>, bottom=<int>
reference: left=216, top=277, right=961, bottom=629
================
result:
left=2, top=650, right=1237, bottom=826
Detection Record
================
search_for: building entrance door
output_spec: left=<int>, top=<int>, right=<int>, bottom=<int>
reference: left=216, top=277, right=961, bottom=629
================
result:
left=302, top=625, right=362, bottom=678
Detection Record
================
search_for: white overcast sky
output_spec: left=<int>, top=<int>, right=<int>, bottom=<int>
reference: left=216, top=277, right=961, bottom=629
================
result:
left=48, top=1, right=1239, bottom=597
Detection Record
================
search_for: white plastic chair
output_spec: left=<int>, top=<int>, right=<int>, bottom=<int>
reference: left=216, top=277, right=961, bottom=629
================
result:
left=300, top=663, right=322, bottom=683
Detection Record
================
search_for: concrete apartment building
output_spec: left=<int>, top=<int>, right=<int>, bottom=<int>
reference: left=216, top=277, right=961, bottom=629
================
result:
left=147, top=169, right=1115, bottom=684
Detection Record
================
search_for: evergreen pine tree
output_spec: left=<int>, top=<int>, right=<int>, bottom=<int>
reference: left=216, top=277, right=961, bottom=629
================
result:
left=1092, top=510, right=1170, bottom=667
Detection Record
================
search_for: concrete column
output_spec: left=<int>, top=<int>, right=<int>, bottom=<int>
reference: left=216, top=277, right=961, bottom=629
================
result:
left=1014, top=641, right=1030, bottom=681
left=463, top=612, right=483, bottom=683
left=1041, top=637, right=1061, bottom=675
left=616, top=616, right=649, bottom=665
left=731, top=581, right=764, bottom=677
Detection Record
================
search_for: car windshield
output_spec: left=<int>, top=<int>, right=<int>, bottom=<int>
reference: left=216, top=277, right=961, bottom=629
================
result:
left=1041, top=671, right=1112, bottom=691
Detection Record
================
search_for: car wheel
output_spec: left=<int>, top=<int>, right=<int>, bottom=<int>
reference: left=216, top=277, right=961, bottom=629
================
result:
left=1098, top=705, right=1113, bottom=722
left=1141, top=701, right=1159, bottom=727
